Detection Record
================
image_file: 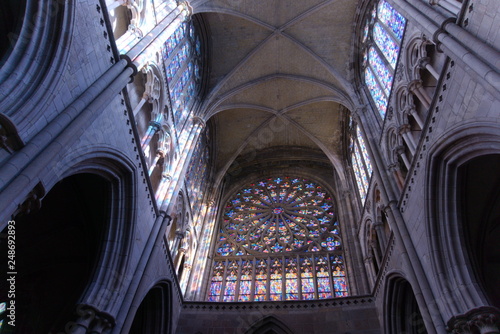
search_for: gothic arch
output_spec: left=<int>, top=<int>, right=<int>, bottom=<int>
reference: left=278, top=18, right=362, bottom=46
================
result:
left=384, top=274, right=428, bottom=334
left=0, top=172, right=117, bottom=333
left=427, top=123, right=500, bottom=318
left=0, top=0, right=75, bottom=128
left=245, top=316, right=294, bottom=334
left=129, top=281, right=173, bottom=334
left=50, top=152, right=137, bottom=317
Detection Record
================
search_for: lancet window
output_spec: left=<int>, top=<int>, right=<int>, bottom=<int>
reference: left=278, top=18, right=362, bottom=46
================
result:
left=351, top=124, right=373, bottom=204
left=207, top=177, right=349, bottom=302
left=361, top=0, right=406, bottom=118
left=162, top=19, right=202, bottom=126
left=185, top=127, right=210, bottom=213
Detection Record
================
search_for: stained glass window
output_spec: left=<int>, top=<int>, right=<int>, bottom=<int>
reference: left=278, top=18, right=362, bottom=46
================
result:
left=0, top=301, right=5, bottom=329
left=350, top=124, right=373, bottom=205
left=162, top=19, right=203, bottom=126
left=361, top=0, right=406, bottom=118
left=207, top=176, right=349, bottom=302
left=185, top=127, right=210, bottom=213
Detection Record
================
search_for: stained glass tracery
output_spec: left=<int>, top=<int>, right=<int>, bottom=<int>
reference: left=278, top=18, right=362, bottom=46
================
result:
left=207, top=177, right=349, bottom=302
left=351, top=125, right=373, bottom=204
left=162, top=19, right=203, bottom=126
left=362, top=0, right=406, bottom=118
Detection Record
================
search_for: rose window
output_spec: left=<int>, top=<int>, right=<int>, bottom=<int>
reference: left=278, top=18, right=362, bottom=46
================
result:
left=208, top=177, right=349, bottom=302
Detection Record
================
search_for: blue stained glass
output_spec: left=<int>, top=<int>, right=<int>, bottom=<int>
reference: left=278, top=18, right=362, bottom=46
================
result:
left=377, top=0, right=406, bottom=41
left=373, top=23, right=400, bottom=69
left=321, top=236, right=341, bottom=251
left=354, top=143, right=369, bottom=202
left=352, top=152, right=367, bottom=202
left=365, top=67, right=387, bottom=117
left=369, top=47, right=393, bottom=96
left=356, top=126, right=373, bottom=174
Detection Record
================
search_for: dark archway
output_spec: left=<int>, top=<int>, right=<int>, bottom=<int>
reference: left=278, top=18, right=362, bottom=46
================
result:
left=0, top=173, right=110, bottom=333
left=245, top=316, right=294, bottom=334
left=0, top=0, right=26, bottom=64
left=386, top=277, right=428, bottom=334
left=458, top=154, right=500, bottom=308
left=129, top=283, right=171, bottom=334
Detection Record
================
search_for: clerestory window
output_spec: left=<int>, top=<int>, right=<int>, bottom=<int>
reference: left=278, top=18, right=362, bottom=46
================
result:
left=162, top=19, right=202, bottom=126
left=350, top=123, right=374, bottom=205
left=361, top=0, right=406, bottom=119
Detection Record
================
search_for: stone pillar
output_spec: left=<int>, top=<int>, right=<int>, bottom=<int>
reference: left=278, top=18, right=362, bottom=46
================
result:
left=172, top=231, right=185, bottom=262
left=447, top=306, right=500, bottom=334
left=141, top=120, right=161, bottom=150
left=364, top=256, right=377, bottom=285
left=419, top=57, right=440, bottom=80
left=408, top=107, right=425, bottom=129
left=373, top=220, right=388, bottom=250
left=396, top=145, right=411, bottom=170
left=132, top=92, right=149, bottom=116
left=399, top=124, right=417, bottom=155
left=409, top=80, right=432, bottom=109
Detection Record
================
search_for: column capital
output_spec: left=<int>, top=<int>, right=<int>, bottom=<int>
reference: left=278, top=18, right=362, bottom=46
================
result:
left=399, top=124, right=412, bottom=134
left=417, top=57, right=431, bottom=69
left=395, top=145, right=406, bottom=155
left=446, top=306, right=500, bottom=334
left=408, top=79, right=423, bottom=92
left=192, top=116, right=206, bottom=128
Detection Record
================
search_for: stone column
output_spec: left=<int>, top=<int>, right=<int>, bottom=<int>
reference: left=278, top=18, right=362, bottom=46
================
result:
left=418, top=57, right=440, bottom=80
left=364, top=256, right=377, bottom=285
left=409, top=80, right=432, bottom=110
left=447, top=306, right=500, bottom=334
left=408, top=106, right=425, bottom=129
left=396, top=145, right=411, bottom=170
left=399, top=124, right=417, bottom=155
left=132, top=92, right=150, bottom=116
left=172, top=231, right=185, bottom=262
left=373, top=220, right=388, bottom=250
left=141, top=120, right=161, bottom=150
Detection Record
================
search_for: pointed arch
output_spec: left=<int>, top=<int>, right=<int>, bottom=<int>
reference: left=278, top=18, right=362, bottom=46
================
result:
left=245, top=316, right=294, bottom=334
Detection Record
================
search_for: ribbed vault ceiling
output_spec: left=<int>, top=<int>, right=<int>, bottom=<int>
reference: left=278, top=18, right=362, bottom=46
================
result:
left=191, top=0, right=359, bottom=186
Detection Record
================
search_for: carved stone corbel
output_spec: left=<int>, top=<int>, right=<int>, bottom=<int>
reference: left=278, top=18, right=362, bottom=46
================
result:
left=14, top=182, right=46, bottom=218
left=447, top=306, right=500, bottom=334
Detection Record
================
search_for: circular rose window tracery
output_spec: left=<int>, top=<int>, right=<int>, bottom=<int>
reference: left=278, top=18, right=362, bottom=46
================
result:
left=216, top=176, right=342, bottom=256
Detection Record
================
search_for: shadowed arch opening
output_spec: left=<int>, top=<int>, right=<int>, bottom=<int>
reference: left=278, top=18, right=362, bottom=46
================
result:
left=245, top=316, right=294, bottom=334
left=385, top=276, right=428, bottom=334
left=458, top=154, right=500, bottom=308
left=0, top=0, right=26, bottom=64
left=129, top=283, right=172, bottom=334
left=0, top=173, right=110, bottom=333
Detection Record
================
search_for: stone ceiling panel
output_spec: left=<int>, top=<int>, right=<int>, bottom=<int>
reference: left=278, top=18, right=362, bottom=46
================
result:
left=196, top=0, right=326, bottom=28
left=283, top=0, right=356, bottom=76
left=204, top=12, right=272, bottom=89
left=214, top=34, right=343, bottom=97
left=285, top=101, right=344, bottom=155
left=213, top=108, right=272, bottom=170
left=216, top=78, right=336, bottom=113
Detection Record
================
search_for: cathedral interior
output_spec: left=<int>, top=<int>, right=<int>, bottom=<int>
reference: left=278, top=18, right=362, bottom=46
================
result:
left=0, top=0, right=499, bottom=333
